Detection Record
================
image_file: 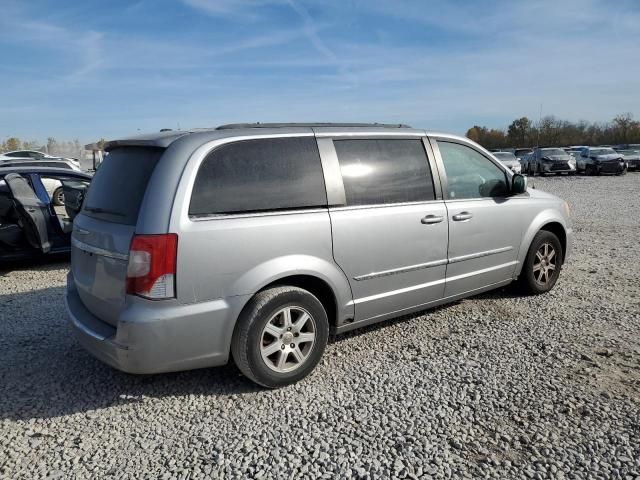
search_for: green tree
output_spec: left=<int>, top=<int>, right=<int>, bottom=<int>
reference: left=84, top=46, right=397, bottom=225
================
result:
left=465, top=126, right=484, bottom=144
left=611, top=113, right=637, bottom=143
left=469, top=113, right=640, bottom=149
left=507, top=117, right=532, bottom=146
left=4, top=137, right=21, bottom=151
left=465, top=126, right=507, bottom=149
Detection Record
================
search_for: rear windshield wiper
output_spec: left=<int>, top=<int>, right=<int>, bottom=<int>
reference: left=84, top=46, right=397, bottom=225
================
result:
left=84, top=206, right=125, bottom=217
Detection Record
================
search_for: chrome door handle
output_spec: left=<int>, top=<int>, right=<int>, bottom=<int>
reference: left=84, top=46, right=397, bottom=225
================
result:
left=421, top=214, right=444, bottom=225
left=452, top=211, right=473, bottom=221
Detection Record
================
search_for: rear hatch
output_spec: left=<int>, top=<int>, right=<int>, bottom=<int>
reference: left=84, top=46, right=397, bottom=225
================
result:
left=71, top=147, right=164, bottom=326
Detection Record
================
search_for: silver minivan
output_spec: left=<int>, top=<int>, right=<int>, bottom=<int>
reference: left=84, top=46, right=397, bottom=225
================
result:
left=66, top=123, right=573, bottom=387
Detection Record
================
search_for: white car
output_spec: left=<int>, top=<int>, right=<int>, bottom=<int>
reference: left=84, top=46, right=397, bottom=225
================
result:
left=0, top=157, right=82, bottom=205
left=492, top=151, right=522, bottom=174
left=0, top=150, right=81, bottom=170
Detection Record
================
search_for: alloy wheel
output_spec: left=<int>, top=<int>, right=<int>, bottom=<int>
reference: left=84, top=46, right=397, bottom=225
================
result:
left=260, top=306, right=316, bottom=373
left=533, top=243, right=556, bottom=286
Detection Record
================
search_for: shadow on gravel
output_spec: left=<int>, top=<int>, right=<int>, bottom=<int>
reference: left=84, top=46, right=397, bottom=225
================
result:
left=474, top=285, right=523, bottom=300
left=0, top=254, right=70, bottom=275
left=332, top=285, right=522, bottom=345
left=0, top=285, right=260, bottom=422
left=0, top=281, right=531, bottom=421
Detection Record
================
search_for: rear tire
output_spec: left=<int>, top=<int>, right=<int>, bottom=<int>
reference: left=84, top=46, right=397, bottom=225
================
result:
left=52, top=187, right=65, bottom=206
left=518, top=230, right=563, bottom=295
left=231, top=286, right=329, bottom=388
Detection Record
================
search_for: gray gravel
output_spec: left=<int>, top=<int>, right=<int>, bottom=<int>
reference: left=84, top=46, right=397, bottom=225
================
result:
left=1, top=174, right=639, bottom=480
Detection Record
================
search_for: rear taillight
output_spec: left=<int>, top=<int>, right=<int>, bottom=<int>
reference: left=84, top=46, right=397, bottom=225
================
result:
left=126, top=234, right=177, bottom=300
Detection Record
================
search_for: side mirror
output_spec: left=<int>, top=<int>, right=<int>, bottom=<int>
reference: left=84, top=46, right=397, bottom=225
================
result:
left=511, top=174, right=527, bottom=195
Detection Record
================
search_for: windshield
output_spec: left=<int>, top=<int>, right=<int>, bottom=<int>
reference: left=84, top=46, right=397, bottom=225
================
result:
left=82, top=146, right=163, bottom=225
left=590, top=148, right=616, bottom=156
left=540, top=149, right=567, bottom=156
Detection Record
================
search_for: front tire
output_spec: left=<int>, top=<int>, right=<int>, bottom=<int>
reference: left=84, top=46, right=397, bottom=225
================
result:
left=231, top=286, right=329, bottom=388
left=518, top=230, right=563, bottom=295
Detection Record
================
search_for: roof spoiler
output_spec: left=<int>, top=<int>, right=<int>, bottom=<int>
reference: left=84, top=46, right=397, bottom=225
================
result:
left=103, top=131, right=190, bottom=151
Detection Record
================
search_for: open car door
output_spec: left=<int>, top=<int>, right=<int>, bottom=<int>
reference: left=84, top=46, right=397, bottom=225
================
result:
left=4, top=173, right=51, bottom=253
left=62, top=180, right=88, bottom=221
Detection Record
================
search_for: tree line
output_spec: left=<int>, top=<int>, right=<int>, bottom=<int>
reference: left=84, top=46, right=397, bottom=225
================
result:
left=466, top=113, right=640, bottom=150
left=1, top=137, right=86, bottom=159
left=4, top=114, right=640, bottom=156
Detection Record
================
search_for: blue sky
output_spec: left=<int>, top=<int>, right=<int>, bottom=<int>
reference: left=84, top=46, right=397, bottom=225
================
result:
left=1, top=0, right=639, bottom=142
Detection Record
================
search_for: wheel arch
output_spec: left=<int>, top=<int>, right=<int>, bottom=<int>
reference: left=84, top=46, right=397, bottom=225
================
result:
left=230, top=255, right=355, bottom=331
left=257, top=275, right=340, bottom=329
left=539, top=222, right=566, bottom=261
left=515, top=211, right=569, bottom=277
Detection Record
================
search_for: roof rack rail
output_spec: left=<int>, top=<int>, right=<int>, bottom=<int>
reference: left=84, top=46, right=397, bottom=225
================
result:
left=215, top=122, right=413, bottom=130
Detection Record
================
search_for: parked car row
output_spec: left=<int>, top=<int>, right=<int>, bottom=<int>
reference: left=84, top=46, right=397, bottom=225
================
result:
left=0, top=155, right=84, bottom=205
left=0, top=149, right=81, bottom=170
left=490, top=144, right=638, bottom=176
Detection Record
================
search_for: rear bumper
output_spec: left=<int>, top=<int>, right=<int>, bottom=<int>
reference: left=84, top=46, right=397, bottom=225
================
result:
left=65, top=272, right=249, bottom=374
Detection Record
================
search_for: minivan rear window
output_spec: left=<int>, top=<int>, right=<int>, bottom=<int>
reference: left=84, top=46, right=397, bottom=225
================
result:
left=82, top=147, right=163, bottom=225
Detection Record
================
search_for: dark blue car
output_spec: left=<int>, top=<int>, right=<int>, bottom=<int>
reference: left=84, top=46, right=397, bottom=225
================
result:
left=0, top=166, right=91, bottom=261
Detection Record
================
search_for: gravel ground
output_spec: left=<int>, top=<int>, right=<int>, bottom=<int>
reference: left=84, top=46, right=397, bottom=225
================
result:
left=1, top=174, right=639, bottom=480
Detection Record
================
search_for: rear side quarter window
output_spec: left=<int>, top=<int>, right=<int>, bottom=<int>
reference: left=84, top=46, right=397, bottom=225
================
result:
left=189, top=137, right=327, bottom=216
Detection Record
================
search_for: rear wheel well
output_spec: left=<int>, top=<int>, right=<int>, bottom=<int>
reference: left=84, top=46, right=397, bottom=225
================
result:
left=258, top=275, right=338, bottom=328
left=540, top=222, right=566, bottom=262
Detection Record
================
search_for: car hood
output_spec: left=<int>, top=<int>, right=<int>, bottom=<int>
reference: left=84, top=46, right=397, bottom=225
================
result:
left=499, top=159, right=519, bottom=167
left=542, top=155, right=572, bottom=162
left=592, top=153, right=622, bottom=162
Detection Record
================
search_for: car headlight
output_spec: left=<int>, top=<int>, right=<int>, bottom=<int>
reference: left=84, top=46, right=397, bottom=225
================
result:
left=568, top=158, right=576, bottom=168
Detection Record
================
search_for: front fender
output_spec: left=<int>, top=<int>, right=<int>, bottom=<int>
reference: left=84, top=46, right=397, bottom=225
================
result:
left=231, top=254, right=354, bottom=324
left=514, top=209, right=571, bottom=277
